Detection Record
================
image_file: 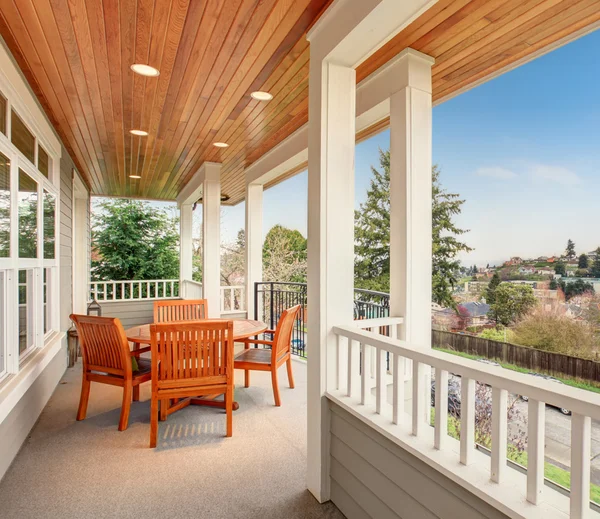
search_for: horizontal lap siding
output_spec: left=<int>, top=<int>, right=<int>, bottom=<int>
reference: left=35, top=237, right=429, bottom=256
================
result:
left=328, top=402, right=509, bottom=519
left=59, top=149, right=74, bottom=331
left=99, top=301, right=155, bottom=329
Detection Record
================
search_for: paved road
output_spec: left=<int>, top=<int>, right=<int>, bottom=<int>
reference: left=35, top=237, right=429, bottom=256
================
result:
left=509, top=398, right=600, bottom=485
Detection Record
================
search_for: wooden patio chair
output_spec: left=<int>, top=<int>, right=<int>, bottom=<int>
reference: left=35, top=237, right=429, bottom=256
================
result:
left=153, top=299, right=208, bottom=323
left=70, top=314, right=152, bottom=431
left=234, top=305, right=301, bottom=406
left=149, top=320, right=235, bottom=447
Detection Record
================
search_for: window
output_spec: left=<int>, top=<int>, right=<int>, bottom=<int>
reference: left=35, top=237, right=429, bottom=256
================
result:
left=18, top=269, right=34, bottom=356
left=0, top=94, right=6, bottom=136
left=0, top=271, right=5, bottom=378
left=0, top=153, right=9, bottom=258
left=18, top=169, right=38, bottom=258
left=43, top=268, right=50, bottom=334
left=38, top=145, right=49, bottom=178
left=11, top=111, right=35, bottom=163
left=43, top=190, right=55, bottom=259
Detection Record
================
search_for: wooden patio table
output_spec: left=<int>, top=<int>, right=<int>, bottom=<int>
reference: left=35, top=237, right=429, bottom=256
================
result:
left=126, top=319, right=267, bottom=411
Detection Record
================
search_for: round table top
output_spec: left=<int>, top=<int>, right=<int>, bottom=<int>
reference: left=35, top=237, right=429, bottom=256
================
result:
left=125, top=319, right=268, bottom=345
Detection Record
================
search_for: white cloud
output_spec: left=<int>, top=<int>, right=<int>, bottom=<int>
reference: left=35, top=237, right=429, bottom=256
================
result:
left=529, top=164, right=582, bottom=186
left=475, top=167, right=517, bottom=180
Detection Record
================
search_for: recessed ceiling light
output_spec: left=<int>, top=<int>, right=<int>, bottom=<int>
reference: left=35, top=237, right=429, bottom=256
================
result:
left=129, top=174, right=142, bottom=179
left=213, top=142, right=229, bottom=148
left=251, top=91, right=273, bottom=101
left=130, top=64, right=160, bottom=77
left=129, top=129, right=148, bottom=136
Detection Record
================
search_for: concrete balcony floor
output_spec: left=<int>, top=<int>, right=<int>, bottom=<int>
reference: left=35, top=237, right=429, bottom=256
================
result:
left=0, top=356, right=343, bottom=519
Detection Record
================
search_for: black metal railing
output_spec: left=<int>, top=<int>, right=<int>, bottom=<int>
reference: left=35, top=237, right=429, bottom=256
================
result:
left=254, top=282, right=308, bottom=357
left=254, top=282, right=392, bottom=358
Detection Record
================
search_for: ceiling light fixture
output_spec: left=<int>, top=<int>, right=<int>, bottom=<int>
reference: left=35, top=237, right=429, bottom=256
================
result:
left=213, top=142, right=229, bottom=148
left=129, top=174, right=141, bottom=179
left=251, top=91, right=273, bottom=101
left=130, top=64, right=160, bottom=77
left=129, top=129, right=148, bottom=136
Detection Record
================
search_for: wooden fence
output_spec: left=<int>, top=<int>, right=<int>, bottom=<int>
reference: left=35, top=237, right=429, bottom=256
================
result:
left=432, top=329, right=600, bottom=385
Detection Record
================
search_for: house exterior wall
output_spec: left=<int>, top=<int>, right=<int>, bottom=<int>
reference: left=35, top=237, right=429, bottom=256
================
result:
left=328, top=401, right=510, bottom=519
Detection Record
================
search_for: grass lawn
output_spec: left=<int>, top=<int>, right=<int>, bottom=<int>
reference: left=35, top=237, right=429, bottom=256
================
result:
left=434, top=347, right=600, bottom=394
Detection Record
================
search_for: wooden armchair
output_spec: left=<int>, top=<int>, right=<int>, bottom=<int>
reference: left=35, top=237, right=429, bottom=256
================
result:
left=70, top=314, right=152, bottom=431
left=234, top=305, right=301, bottom=406
left=149, top=320, right=235, bottom=447
left=154, top=299, right=208, bottom=323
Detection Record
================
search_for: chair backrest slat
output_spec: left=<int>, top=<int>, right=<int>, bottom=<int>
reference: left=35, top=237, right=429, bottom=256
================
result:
left=151, top=321, right=233, bottom=386
left=154, top=299, right=208, bottom=323
left=70, top=314, right=130, bottom=376
left=271, top=305, right=302, bottom=364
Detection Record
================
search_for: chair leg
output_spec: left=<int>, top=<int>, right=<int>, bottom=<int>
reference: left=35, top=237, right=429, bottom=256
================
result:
left=76, top=375, right=91, bottom=421
left=271, top=366, right=281, bottom=407
left=244, top=370, right=250, bottom=388
left=150, top=394, right=158, bottom=448
left=226, top=386, right=233, bottom=437
left=286, top=357, right=295, bottom=389
left=160, top=399, right=168, bottom=421
left=133, top=384, right=140, bottom=402
left=118, top=382, right=132, bottom=431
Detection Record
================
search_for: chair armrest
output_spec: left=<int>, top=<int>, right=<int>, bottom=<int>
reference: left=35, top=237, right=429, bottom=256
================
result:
left=241, top=339, right=273, bottom=346
left=130, top=347, right=151, bottom=356
left=264, top=329, right=276, bottom=334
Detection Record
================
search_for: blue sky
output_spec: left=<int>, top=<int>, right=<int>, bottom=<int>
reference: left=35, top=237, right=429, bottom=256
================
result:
left=215, top=29, right=600, bottom=266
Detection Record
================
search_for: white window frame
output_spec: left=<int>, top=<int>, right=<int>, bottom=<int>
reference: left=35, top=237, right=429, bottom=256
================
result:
left=0, top=77, right=61, bottom=377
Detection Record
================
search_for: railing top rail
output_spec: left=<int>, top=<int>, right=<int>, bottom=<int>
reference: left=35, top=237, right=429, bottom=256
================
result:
left=353, top=317, right=403, bottom=328
left=353, top=287, right=391, bottom=298
left=91, top=279, right=180, bottom=284
left=255, top=281, right=308, bottom=287
left=333, top=324, right=600, bottom=420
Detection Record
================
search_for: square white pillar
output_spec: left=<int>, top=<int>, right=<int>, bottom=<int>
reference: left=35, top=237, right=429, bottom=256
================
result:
left=202, top=164, right=222, bottom=318
left=307, top=60, right=356, bottom=503
left=389, top=49, right=434, bottom=422
left=245, top=183, right=263, bottom=319
left=179, top=203, right=193, bottom=283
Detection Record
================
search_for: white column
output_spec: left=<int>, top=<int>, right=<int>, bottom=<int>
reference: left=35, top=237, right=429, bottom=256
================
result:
left=245, top=183, right=263, bottom=319
left=307, top=60, right=356, bottom=503
left=179, top=203, right=193, bottom=284
left=389, top=49, right=434, bottom=421
left=202, top=164, right=221, bottom=318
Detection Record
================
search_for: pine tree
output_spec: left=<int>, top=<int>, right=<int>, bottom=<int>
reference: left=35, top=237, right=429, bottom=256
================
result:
left=354, top=150, right=472, bottom=307
left=485, top=272, right=501, bottom=305
left=591, top=247, right=600, bottom=278
left=578, top=253, right=589, bottom=269
left=565, top=239, right=576, bottom=260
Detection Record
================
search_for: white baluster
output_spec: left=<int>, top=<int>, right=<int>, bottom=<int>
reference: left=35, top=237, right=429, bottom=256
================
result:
left=460, top=378, right=475, bottom=465
left=146, top=281, right=150, bottom=299
left=112, top=281, right=116, bottom=300
left=434, top=368, right=448, bottom=450
left=412, top=361, right=424, bottom=436
left=221, top=288, right=226, bottom=313
left=170, top=280, right=174, bottom=298
left=527, top=399, right=545, bottom=505
left=376, top=347, right=386, bottom=415
left=491, top=387, right=508, bottom=483
left=571, top=413, right=592, bottom=519
left=337, top=335, right=348, bottom=392
left=361, top=343, right=371, bottom=406
left=347, top=340, right=360, bottom=399
left=129, top=281, right=133, bottom=300
left=392, top=353, right=405, bottom=425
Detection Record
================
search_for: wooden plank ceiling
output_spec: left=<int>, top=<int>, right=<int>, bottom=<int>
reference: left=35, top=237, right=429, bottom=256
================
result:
left=0, top=0, right=598, bottom=205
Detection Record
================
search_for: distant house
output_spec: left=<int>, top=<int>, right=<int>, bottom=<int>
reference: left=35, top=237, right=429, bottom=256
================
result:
left=547, top=256, right=556, bottom=263
left=507, top=256, right=523, bottom=265
left=518, top=266, right=535, bottom=275
left=537, top=256, right=548, bottom=261
left=460, top=302, right=491, bottom=325
left=536, top=267, right=554, bottom=276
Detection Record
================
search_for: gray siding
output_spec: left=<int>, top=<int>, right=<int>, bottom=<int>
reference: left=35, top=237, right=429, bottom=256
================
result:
left=59, top=147, right=75, bottom=332
left=329, top=402, right=509, bottom=519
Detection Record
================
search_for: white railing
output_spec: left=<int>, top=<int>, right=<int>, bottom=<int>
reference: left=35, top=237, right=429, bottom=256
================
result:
left=90, top=279, right=180, bottom=301
left=220, top=285, right=245, bottom=314
left=331, top=318, right=600, bottom=519
left=90, top=279, right=247, bottom=314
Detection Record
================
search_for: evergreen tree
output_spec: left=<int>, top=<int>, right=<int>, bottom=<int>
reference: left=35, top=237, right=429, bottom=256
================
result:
left=591, top=248, right=600, bottom=278
left=554, top=261, right=566, bottom=277
left=578, top=253, right=589, bottom=269
left=485, top=272, right=501, bottom=305
left=549, top=278, right=558, bottom=290
left=565, top=239, right=576, bottom=260
left=354, top=150, right=472, bottom=307
left=91, top=199, right=179, bottom=281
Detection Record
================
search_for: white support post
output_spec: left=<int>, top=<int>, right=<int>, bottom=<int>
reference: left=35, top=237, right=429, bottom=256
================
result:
left=389, top=48, right=434, bottom=421
left=202, top=163, right=222, bottom=318
left=245, top=183, right=263, bottom=319
left=306, top=59, right=356, bottom=503
left=179, top=203, right=193, bottom=287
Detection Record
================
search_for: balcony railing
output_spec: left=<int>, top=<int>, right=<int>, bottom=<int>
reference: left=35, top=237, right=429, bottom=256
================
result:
left=89, top=280, right=246, bottom=314
left=330, top=318, right=600, bottom=519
